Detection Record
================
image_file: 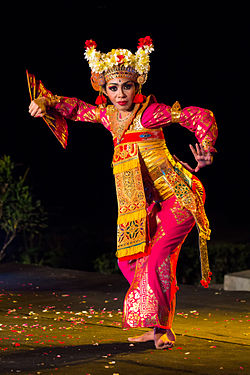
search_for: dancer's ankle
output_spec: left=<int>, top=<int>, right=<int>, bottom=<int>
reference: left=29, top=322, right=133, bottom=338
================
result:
left=154, top=327, right=167, bottom=335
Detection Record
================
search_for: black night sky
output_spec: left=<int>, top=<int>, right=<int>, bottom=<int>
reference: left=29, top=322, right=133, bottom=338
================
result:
left=2, top=1, right=250, bottom=250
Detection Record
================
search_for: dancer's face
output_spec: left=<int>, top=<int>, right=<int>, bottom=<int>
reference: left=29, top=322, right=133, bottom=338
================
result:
left=105, top=77, right=136, bottom=112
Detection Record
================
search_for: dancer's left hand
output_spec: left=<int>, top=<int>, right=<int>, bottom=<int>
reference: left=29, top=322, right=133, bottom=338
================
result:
left=173, top=143, right=213, bottom=173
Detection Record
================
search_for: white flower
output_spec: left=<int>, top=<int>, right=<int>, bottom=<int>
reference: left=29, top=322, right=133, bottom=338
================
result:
left=84, top=46, right=152, bottom=75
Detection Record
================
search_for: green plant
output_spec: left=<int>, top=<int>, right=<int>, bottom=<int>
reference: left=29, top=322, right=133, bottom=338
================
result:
left=94, top=252, right=119, bottom=274
left=0, top=155, right=47, bottom=261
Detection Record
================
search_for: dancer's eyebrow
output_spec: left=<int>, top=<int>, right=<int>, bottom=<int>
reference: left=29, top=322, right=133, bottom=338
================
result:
left=107, top=80, right=133, bottom=86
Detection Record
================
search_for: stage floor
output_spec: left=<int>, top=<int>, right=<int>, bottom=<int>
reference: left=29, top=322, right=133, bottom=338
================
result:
left=0, top=263, right=249, bottom=375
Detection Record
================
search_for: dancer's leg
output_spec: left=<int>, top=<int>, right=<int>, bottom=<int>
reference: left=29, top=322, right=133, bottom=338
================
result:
left=118, top=258, right=136, bottom=285
left=147, top=197, right=195, bottom=348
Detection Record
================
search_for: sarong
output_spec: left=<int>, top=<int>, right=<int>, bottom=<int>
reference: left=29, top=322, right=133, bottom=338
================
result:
left=119, top=195, right=195, bottom=329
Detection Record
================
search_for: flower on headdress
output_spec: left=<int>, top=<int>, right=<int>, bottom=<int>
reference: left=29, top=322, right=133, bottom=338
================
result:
left=117, top=55, right=124, bottom=64
left=137, top=36, right=154, bottom=53
left=135, top=47, right=151, bottom=75
left=104, top=49, right=134, bottom=70
left=84, top=37, right=153, bottom=76
left=85, top=39, right=97, bottom=50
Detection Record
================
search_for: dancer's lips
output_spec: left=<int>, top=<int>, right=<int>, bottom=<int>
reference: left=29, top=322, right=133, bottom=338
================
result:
left=117, top=101, right=128, bottom=106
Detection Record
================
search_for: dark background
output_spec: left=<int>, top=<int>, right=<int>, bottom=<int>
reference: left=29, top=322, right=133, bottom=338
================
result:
left=2, top=1, right=249, bottom=264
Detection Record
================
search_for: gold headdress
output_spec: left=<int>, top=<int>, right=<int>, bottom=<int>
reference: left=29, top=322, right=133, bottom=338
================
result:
left=84, top=37, right=154, bottom=104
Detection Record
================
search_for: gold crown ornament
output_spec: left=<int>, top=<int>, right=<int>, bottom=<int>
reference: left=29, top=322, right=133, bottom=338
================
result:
left=84, top=37, right=154, bottom=105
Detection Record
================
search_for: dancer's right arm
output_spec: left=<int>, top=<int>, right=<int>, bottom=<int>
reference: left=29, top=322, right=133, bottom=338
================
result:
left=29, top=96, right=105, bottom=124
left=29, top=97, right=48, bottom=118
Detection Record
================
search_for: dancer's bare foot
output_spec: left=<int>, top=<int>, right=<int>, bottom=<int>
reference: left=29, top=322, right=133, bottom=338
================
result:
left=154, top=328, right=176, bottom=350
left=128, top=330, right=154, bottom=342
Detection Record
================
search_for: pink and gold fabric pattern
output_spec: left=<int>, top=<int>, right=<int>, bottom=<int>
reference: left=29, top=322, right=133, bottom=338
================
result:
left=27, top=74, right=218, bottom=289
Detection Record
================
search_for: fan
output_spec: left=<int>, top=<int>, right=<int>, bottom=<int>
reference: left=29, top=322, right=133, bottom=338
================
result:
left=26, top=70, right=68, bottom=149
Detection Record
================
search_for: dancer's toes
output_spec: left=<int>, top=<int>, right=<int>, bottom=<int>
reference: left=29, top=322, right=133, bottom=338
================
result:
left=154, top=333, right=174, bottom=349
left=154, top=328, right=176, bottom=350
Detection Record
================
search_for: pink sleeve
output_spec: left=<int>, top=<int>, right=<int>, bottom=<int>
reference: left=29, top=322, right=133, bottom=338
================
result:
left=141, top=103, right=172, bottom=128
left=54, top=97, right=100, bottom=123
left=142, top=102, right=218, bottom=153
left=179, top=107, right=218, bottom=153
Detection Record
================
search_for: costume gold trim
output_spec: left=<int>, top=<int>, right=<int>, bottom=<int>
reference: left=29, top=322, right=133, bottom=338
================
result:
left=104, top=65, right=139, bottom=83
left=171, top=101, right=182, bottom=123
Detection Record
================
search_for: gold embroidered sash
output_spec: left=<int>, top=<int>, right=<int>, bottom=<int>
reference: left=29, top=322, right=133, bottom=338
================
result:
left=113, top=141, right=149, bottom=260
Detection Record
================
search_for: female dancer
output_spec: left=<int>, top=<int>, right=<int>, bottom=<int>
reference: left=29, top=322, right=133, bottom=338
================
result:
left=28, top=36, right=218, bottom=349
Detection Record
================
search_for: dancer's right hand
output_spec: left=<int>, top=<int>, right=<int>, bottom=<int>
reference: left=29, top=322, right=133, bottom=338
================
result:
left=29, top=97, right=48, bottom=117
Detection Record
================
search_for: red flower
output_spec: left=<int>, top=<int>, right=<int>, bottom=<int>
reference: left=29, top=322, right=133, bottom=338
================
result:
left=117, top=55, right=124, bottom=64
left=137, top=36, right=153, bottom=49
left=85, top=39, right=97, bottom=50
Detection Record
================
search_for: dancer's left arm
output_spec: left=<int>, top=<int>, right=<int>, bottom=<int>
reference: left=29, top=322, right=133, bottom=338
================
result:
left=141, top=102, right=218, bottom=172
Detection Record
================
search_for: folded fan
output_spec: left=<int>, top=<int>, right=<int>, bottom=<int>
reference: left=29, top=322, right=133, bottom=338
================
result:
left=26, top=70, right=68, bottom=149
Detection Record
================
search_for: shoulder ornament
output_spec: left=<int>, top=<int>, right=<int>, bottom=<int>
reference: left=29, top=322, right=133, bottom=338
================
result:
left=171, top=101, right=182, bottom=123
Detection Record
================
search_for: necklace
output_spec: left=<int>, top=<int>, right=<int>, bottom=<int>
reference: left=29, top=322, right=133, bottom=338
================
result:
left=109, top=104, right=140, bottom=141
left=116, top=110, right=134, bottom=122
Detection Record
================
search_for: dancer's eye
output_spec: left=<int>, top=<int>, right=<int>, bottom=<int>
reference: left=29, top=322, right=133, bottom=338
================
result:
left=123, top=84, right=133, bottom=90
left=108, top=85, right=117, bottom=92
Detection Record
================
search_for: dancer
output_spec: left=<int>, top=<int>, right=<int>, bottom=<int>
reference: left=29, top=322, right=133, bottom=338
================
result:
left=28, top=36, right=218, bottom=349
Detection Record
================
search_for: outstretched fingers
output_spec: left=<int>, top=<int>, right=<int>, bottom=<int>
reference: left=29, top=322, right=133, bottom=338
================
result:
left=196, top=142, right=204, bottom=156
left=189, top=143, right=197, bottom=158
left=174, top=143, right=212, bottom=174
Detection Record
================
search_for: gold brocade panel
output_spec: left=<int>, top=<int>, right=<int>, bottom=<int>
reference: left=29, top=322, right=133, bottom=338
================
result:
left=123, top=256, right=159, bottom=328
left=113, top=143, right=148, bottom=260
left=123, top=255, right=177, bottom=328
left=115, top=167, right=146, bottom=217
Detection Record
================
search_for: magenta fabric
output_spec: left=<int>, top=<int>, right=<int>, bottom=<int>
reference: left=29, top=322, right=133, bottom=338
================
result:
left=141, top=102, right=217, bottom=153
left=119, top=196, right=195, bottom=329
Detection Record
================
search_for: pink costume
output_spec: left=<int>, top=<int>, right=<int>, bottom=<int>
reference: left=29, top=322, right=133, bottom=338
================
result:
left=27, top=71, right=218, bottom=331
